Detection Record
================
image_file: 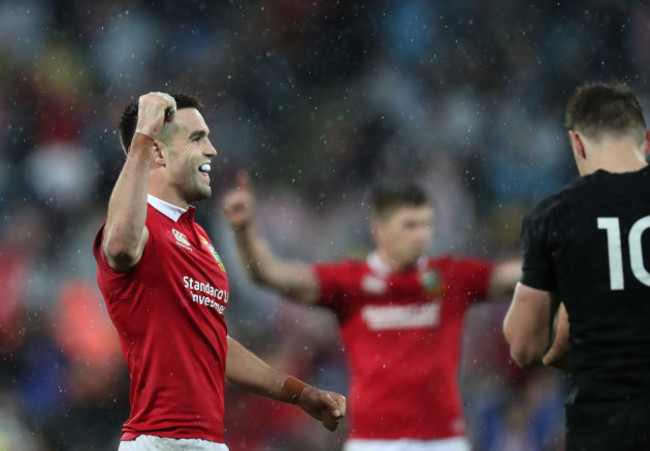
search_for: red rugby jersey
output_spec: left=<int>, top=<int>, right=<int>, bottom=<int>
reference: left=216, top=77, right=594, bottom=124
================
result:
left=92, top=195, right=229, bottom=442
left=313, top=252, right=493, bottom=440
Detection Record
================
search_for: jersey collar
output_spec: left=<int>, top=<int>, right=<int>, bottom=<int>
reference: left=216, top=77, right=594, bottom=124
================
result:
left=367, top=251, right=429, bottom=277
left=147, top=194, right=187, bottom=222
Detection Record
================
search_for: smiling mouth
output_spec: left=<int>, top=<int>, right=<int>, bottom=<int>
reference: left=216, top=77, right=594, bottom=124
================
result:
left=199, top=163, right=211, bottom=173
left=198, top=163, right=211, bottom=182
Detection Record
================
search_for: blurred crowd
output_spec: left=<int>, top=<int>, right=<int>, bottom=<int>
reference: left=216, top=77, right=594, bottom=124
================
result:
left=1, top=0, right=649, bottom=449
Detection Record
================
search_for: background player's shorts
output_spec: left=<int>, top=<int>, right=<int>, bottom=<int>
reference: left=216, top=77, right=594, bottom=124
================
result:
left=343, top=436, right=470, bottom=451
left=566, top=399, right=650, bottom=451
left=117, top=435, right=229, bottom=451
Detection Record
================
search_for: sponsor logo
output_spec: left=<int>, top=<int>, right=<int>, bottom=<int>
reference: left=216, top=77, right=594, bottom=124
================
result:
left=183, top=275, right=229, bottom=315
left=199, top=236, right=226, bottom=272
left=172, top=228, right=192, bottom=251
left=361, top=301, right=441, bottom=331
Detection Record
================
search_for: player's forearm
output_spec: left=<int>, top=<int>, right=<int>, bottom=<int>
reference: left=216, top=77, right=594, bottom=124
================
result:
left=542, top=347, right=569, bottom=370
left=225, top=336, right=296, bottom=401
left=233, top=225, right=276, bottom=284
left=488, top=259, right=522, bottom=300
left=234, top=226, right=302, bottom=290
left=234, top=226, right=319, bottom=303
left=225, top=337, right=344, bottom=432
left=504, top=317, right=548, bottom=367
left=542, top=303, right=570, bottom=370
left=504, top=283, right=558, bottom=368
left=104, top=134, right=152, bottom=259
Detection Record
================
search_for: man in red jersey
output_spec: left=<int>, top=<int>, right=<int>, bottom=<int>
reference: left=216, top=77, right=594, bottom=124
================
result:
left=93, top=92, right=346, bottom=451
left=222, top=174, right=521, bottom=450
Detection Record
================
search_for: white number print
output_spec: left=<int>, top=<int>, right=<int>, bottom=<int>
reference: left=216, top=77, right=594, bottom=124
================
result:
left=598, top=216, right=650, bottom=290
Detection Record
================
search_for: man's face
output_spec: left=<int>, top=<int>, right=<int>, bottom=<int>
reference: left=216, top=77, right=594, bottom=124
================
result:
left=163, top=108, right=217, bottom=203
left=374, top=205, right=433, bottom=267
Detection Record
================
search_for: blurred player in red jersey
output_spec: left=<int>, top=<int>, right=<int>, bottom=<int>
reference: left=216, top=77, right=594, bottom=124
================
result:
left=222, top=174, right=521, bottom=451
left=93, top=92, right=346, bottom=451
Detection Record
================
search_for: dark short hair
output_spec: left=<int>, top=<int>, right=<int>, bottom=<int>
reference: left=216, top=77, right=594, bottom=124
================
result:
left=565, top=82, right=647, bottom=143
left=118, top=93, right=203, bottom=153
left=368, top=181, right=430, bottom=219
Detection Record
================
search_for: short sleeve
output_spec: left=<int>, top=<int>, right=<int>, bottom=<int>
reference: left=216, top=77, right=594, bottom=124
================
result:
left=312, top=260, right=356, bottom=316
left=520, top=210, right=557, bottom=292
left=92, top=221, right=154, bottom=299
left=447, top=257, right=494, bottom=304
left=92, top=222, right=116, bottom=272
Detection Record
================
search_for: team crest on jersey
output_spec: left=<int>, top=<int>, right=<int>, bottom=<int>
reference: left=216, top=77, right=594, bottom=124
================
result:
left=172, top=228, right=192, bottom=249
left=200, top=235, right=226, bottom=272
left=420, top=269, right=442, bottom=296
left=361, top=274, right=387, bottom=295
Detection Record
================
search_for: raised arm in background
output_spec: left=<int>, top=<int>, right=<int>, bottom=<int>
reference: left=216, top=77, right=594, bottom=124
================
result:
left=102, top=92, right=176, bottom=272
left=221, top=171, right=320, bottom=304
left=487, top=259, right=522, bottom=300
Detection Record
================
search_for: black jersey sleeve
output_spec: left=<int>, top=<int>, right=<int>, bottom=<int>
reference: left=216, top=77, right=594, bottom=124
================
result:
left=520, top=207, right=557, bottom=292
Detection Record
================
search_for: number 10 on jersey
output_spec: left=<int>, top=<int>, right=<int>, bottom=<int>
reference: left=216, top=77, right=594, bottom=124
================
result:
left=598, top=216, right=650, bottom=290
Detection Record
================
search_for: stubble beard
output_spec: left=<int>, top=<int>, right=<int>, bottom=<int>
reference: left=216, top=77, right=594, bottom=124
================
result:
left=183, top=173, right=212, bottom=204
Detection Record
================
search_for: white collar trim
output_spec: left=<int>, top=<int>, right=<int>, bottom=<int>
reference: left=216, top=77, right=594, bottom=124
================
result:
left=367, top=251, right=429, bottom=277
left=147, top=194, right=187, bottom=222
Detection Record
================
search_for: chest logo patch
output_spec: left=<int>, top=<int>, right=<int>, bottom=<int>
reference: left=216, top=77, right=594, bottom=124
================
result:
left=361, top=275, right=387, bottom=295
left=172, top=228, right=192, bottom=250
left=420, top=269, right=443, bottom=297
left=200, top=236, right=226, bottom=272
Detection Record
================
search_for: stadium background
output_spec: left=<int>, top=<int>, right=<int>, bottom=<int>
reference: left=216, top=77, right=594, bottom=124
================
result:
left=0, top=0, right=647, bottom=449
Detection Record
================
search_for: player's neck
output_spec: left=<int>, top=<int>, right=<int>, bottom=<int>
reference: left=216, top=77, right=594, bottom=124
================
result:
left=592, top=146, right=648, bottom=175
left=148, top=182, right=190, bottom=210
left=376, top=248, right=417, bottom=272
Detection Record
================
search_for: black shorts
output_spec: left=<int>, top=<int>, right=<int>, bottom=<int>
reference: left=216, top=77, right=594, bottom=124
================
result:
left=566, top=399, right=650, bottom=451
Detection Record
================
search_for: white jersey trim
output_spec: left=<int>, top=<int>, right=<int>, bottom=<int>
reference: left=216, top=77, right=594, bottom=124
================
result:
left=366, top=251, right=429, bottom=278
left=147, top=194, right=187, bottom=222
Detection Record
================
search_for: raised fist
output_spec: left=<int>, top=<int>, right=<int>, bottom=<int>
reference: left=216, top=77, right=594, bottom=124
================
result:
left=135, top=92, right=177, bottom=140
left=222, top=171, right=256, bottom=230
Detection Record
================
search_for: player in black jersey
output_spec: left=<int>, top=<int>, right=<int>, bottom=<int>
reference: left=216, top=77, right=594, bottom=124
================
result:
left=503, top=82, right=650, bottom=451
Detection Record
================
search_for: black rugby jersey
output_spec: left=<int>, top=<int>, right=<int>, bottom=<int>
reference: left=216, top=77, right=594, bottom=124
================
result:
left=521, top=165, right=650, bottom=404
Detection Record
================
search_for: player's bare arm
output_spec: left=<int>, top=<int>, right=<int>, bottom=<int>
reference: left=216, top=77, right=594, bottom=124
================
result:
left=221, top=171, right=320, bottom=304
left=225, top=336, right=346, bottom=431
left=487, top=259, right=522, bottom=300
left=503, top=282, right=560, bottom=368
left=542, top=303, right=570, bottom=370
left=103, top=92, right=176, bottom=272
